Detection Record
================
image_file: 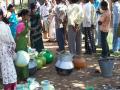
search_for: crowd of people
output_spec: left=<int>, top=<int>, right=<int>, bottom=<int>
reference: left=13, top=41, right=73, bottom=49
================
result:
left=0, top=0, right=120, bottom=89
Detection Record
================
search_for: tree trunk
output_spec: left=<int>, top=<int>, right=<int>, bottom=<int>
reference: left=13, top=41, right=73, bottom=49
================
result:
left=20, top=0, right=22, bottom=9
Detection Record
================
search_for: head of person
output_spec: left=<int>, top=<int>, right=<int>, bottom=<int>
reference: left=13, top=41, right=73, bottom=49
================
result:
left=35, top=0, right=38, bottom=3
left=7, top=4, right=15, bottom=12
left=45, top=0, right=49, bottom=5
left=52, top=0, right=56, bottom=4
left=56, top=0, right=60, bottom=4
left=69, top=0, right=78, bottom=4
left=113, top=0, right=118, bottom=3
left=101, top=1, right=108, bottom=10
left=84, top=0, right=89, bottom=3
left=30, top=3, right=37, bottom=13
left=18, top=9, right=30, bottom=21
left=79, top=0, right=84, bottom=3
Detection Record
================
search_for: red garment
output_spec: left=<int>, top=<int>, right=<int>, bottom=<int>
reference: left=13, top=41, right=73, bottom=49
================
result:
left=4, top=82, right=16, bottom=90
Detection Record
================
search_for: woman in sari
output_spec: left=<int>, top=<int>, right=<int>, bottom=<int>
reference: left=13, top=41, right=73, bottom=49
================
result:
left=15, top=9, right=30, bottom=81
left=30, top=3, right=44, bottom=52
left=16, top=9, right=29, bottom=52
left=0, top=9, right=17, bottom=90
left=7, top=4, right=18, bottom=39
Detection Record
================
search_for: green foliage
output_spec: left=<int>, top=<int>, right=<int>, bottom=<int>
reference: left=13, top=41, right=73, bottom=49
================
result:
left=15, top=3, right=28, bottom=13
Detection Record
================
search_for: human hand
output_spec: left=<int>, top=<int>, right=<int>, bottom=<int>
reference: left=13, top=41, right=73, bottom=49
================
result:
left=98, top=21, right=102, bottom=25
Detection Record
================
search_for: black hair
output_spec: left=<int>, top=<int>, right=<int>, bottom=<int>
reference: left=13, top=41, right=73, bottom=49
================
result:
left=0, top=9, right=3, bottom=16
left=7, top=4, right=14, bottom=10
left=101, top=1, right=108, bottom=10
left=84, top=0, right=89, bottom=3
left=30, top=3, right=36, bottom=10
left=69, top=0, right=79, bottom=3
left=113, top=0, right=118, bottom=2
left=0, top=9, right=9, bottom=24
left=18, top=9, right=29, bottom=17
left=2, top=17, right=9, bottom=24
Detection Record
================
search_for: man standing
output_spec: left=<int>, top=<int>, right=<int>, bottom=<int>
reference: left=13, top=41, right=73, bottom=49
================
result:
left=66, top=0, right=84, bottom=55
left=55, top=0, right=67, bottom=52
left=83, top=0, right=96, bottom=54
left=40, top=0, right=51, bottom=39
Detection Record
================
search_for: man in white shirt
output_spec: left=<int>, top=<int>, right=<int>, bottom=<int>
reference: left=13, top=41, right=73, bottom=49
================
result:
left=83, top=0, right=96, bottom=54
left=55, top=0, right=67, bottom=52
left=40, top=0, right=51, bottom=39
left=66, top=0, right=84, bottom=55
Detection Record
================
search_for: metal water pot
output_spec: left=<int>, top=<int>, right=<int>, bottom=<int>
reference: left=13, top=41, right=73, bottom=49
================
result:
left=55, top=52, right=74, bottom=75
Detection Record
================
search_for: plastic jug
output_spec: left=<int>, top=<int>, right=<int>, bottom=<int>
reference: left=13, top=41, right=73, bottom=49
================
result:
left=41, top=80, right=55, bottom=90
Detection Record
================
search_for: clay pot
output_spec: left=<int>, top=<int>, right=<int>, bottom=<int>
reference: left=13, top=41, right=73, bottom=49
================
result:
left=73, top=56, right=87, bottom=69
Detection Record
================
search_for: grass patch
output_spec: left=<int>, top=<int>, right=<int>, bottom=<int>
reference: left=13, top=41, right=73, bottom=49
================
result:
left=111, top=52, right=120, bottom=57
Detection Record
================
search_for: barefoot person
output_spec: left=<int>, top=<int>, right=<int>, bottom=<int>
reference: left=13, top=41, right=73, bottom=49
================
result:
left=98, top=1, right=111, bottom=58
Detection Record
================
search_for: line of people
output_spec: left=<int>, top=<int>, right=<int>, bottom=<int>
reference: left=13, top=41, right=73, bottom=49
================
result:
left=0, top=0, right=120, bottom=89
left=37, top=0, right=120, bottom=56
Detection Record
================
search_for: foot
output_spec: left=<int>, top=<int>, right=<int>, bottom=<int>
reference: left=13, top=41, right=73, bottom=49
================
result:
left=56, top=48, right=65, bottom=52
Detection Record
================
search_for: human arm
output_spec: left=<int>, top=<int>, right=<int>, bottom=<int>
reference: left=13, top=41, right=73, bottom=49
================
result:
left=98, top=13, right=105, bottom=25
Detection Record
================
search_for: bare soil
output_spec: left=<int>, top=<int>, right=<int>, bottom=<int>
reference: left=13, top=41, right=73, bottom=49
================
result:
left=34, top=41, right=120, bottom=90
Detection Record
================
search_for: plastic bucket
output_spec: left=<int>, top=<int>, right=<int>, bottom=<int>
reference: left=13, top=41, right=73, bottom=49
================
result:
left=98, top=57, right=114, bottom=77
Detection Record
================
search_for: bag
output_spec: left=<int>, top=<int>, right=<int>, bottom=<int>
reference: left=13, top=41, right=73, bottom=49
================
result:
left=107, top=31, right=113, bottom=49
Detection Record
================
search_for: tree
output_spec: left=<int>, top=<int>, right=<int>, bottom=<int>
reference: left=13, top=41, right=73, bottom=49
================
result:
left=20, top=0, right=24, bottom=9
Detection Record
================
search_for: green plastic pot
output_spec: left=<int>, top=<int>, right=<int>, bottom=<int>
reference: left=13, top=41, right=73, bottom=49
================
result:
left=39, top=49, right=54, bottom=64
left=35, top=57, right=43, bottom=69
left=37, top=55, right=46, bottom=66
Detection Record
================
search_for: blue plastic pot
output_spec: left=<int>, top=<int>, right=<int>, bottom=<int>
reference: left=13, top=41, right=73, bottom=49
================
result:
left=98, top=57, right=114, bottom=77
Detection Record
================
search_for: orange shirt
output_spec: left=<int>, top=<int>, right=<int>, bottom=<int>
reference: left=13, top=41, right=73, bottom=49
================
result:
left=99, top=10, right=111, bottom=32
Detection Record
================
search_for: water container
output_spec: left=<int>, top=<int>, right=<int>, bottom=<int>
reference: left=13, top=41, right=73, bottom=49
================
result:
left=98, top=57, right=114, bottom=77
left=41, top=80, right=55, bottom=90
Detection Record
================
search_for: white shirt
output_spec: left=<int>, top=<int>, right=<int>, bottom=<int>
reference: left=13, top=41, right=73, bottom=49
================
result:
left=40, top=3, right=51, bottom=20
left=55, top=3, right=67, bottom=28
left=67, top=4, right=84, bottom=27
left=83, top=2, right=96, bottom=27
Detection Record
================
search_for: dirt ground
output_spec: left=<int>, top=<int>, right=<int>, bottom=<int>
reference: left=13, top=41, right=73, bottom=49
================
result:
left=34, top=41, right=120, bottom=90
left=0, top=40, right=119, bottom=90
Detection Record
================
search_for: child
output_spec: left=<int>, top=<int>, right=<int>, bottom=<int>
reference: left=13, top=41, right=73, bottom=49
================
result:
left=98, top=1, right=111, bottom=58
